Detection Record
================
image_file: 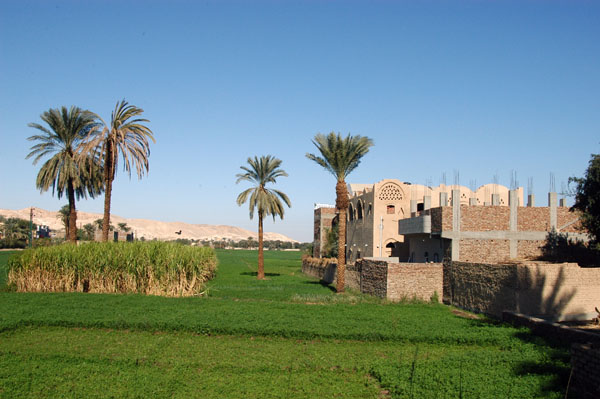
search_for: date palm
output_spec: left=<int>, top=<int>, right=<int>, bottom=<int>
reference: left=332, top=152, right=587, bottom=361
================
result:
left=236, top=155, right=291, bottom=279
left=306, top=132, right=373, bottom=292
left=84, top=100, right=155, bottom=241
left=26, top=106, right=102, bottom=242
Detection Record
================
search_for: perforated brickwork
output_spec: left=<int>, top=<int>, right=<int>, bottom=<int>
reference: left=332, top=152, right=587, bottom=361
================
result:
left=377, top=184, right=403, bottom=201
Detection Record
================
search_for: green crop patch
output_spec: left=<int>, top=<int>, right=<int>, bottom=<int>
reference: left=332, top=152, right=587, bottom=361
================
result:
left=0, top=249, right=570, bottom=398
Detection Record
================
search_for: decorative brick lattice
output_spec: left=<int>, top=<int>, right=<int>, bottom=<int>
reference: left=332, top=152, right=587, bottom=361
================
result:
left=378, top=184, right=403, bottom=201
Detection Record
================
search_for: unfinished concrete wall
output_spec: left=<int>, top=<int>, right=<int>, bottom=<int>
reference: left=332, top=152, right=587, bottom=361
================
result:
left=444, top=261, right=600, bottom=320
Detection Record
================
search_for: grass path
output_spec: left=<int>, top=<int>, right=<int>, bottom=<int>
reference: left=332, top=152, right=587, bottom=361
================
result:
left=0, top=249, right=570, bottom=398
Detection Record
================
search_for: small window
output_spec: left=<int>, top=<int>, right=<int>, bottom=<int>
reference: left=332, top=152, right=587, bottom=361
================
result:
left=417, top=203, right=424, bottom=212
left=368, top=203, right=372, bottom=215
left=424, top=251, right=429, bottom=262
left=433, top=253, right=439, bottom=262
left=357, top=250, right=361, bottom=260
left=387, top=205, right=395, bottom=214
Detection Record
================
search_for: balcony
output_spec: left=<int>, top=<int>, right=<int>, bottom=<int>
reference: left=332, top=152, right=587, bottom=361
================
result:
left=398, top=215, right=431, bottom=235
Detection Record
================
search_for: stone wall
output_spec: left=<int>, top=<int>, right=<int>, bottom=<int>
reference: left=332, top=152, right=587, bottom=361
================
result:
left=301, top=256, right=360, bottom=290
left=302, top=257, right=442, bottom=301
left=445, top=261, right=600, bottom=320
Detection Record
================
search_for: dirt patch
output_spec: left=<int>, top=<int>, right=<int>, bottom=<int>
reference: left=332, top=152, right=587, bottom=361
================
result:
left=451, top=309, right=479, bottom=320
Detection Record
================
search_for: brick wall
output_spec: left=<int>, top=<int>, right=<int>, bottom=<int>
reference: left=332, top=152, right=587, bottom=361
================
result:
left=461, top=206, right=510, bottom=231
left=459, top=239, right=510, bottom=263
left=557, top=208, right=583, bottom=233
left=387, top=262, right=443, bottom=302
left=445, top=261, right=600, bottom=320
left=517, top=240, right=545, bottom=259
left=518, top=207, right=550, bottom=231
left=441, top=207, right=452, bottom=231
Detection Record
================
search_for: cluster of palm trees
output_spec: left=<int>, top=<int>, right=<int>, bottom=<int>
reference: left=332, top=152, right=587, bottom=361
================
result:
left=27, top=100, right=155, bottom=243
left=236, top=132, right=373, bottom=292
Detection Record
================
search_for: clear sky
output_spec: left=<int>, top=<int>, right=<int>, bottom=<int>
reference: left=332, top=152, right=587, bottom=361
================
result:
left=1, top=0, right=599, bottom=242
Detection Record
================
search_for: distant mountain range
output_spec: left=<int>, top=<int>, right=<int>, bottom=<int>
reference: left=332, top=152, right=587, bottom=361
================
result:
left=0, top=208, right=298, bottom=243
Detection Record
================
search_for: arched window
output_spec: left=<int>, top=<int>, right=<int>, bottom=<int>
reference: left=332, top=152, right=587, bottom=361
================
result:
left=424, top=251, right=429, bottom=262
left=357, top=201, right=363, bottom=219
left=348, top=203, right=354, bottom=221
left=368, top=203, right=372, bottom=215
left=433, top=253, right=439, bottom=262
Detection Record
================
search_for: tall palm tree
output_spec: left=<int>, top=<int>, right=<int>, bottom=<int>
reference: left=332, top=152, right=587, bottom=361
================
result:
left=306, top=132, right=373, bottom=292
left=236, top=155, right=291, bottom=279
left=27, top=106, right=102, bottom=242
left=84, top=100, right=155, bottom=241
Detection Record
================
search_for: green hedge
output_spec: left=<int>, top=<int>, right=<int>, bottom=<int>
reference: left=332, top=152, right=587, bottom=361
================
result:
left=7, top=242, right=217, bottom=296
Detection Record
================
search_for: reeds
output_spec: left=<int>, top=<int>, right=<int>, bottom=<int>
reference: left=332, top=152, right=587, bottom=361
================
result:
left=7, top=241, right=217, bottom=296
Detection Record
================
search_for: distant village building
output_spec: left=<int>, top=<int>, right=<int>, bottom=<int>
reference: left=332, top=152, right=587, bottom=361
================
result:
left=313, top=179, right=587, bottom=263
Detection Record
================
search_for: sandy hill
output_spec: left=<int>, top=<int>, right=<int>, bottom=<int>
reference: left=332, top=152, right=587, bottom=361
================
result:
left=0, top=208, right=298, bottom=243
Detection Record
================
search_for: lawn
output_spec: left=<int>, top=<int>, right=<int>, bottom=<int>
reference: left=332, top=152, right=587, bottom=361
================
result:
left=0, top=249, right=570, bottom=398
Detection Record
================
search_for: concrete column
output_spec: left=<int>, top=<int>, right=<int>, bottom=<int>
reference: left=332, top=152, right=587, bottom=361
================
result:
left=423, top=195, right=431, bottom=211
left=451, top=189, right=461, bottom=261
left=527, top=194, right=535, bottom=207
left=559, top=198, right=567, bottom=207
left=452, top=189, right=461, bottom=232
left=410, top=200, right=418, bottom=217
left=491, top=194, right=500, bottom=206
left=548, top=192, right=557, bottom=230
left=509, top=190, right=518, bottom=259
left=440, top=192, right=448, bottom=207
left=469, top=198, right=477, bottom=206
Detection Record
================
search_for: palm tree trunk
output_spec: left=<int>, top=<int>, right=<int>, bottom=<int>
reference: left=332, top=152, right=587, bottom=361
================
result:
left=257, top=212, right=265, bottom=279
left=336, top=207, right=347, bottom=292
left=67, top=180, right=77, bottom=243
left=102, top=141, right=113, bottom=242
left=335, top=180, right=349, bottom=293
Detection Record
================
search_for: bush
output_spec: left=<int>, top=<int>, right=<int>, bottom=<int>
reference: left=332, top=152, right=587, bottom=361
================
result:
left=7, top=241, right=217, bottom=296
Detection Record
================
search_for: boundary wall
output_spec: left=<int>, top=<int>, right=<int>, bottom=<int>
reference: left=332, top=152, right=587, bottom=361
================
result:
left=301, top=256, right=442, bottom=302
left=444, top=261, right=600, bottom=320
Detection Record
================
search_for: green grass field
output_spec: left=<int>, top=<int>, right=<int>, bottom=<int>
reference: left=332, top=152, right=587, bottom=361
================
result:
left=0, top=249, right=570, bottom=398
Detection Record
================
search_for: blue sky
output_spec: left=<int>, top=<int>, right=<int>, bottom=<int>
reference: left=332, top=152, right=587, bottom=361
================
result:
left=1, top=0, right=599, bottom=242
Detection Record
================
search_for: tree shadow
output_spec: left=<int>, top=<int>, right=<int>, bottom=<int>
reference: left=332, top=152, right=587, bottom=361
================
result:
left=303, top=280, right=336, bottom=292
left=446, top=261, right=580, bottom=397
left=239, top=272, right=281, bottom=277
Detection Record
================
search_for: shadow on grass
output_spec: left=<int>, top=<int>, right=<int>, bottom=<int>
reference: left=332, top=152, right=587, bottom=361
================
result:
left=303, top=280, right=336, bottom=293
left=239, top=272, right=281, bottom=277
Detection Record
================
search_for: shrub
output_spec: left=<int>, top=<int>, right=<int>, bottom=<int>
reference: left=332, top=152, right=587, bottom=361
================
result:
left=7, top=241, right=217, bottom=296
